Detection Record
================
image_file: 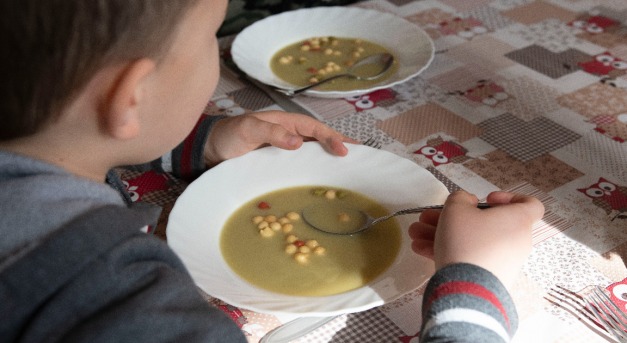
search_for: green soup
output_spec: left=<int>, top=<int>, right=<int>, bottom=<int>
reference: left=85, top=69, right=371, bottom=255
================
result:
left=220, top=186, right=402, bottom=296
left=270, top=36, right=398, bottom=91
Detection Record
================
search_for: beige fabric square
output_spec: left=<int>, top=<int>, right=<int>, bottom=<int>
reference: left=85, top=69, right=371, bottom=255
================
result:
left=376, top=102, right=483, bottom=145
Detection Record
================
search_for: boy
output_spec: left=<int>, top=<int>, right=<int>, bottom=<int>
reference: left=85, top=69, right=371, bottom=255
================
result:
left=0, top=0, right=544, bottom=342
left=0, top=0, right=351, bottom=342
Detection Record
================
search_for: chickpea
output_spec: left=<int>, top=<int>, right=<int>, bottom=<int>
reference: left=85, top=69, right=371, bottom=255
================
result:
left=325, top=189, right=336, bottom=199
left=260, top=227, right=274, bottom=237
left=257, top=221, right=269, bottom=230
left=305, top=240, right=319, bottom=248
left=286, top=212, right=300, bottom=221
left=286, top=234, right=298, bottom=243
left=298, top=246, right=311, bottom=254
left=252, top=216, right=264, bottom=224
left=279, top=56, right=291, bottom=64
left=294, top=252, right=309, bottom=264
left=282, top=223, right=294, bottom=233
left=338, top=212, right=351, bottom=222
left=300, top=45, right=310, bottom=52
left=314, top=246, right=326, bottom=255
left=278, top=217, right=290, bottom=225
left=270, top=222, right=282, bottom=231
left=285, top=244, right=297, bottom=255
left=324, top=48, right=333, bottom=55
left=265, top=215, right=277, bottom=223
left=352, top=51, right=361, bottom=59
left=333, top=51, right=342, bottom=56
left=309, top=77, right=319, bottom=83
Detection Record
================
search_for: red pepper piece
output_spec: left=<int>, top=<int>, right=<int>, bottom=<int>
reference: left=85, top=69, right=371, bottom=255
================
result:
left=258, top=201, right=270, bottom=209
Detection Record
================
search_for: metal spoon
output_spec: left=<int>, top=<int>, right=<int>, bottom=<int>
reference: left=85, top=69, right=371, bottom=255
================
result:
left=276, top=52, right=394, bottom=96
left=302, top=203, right=492, bottom=235
left=259, top=316, right=340, bottom=343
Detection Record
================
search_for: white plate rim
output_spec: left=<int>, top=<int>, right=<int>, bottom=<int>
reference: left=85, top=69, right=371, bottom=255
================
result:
left=230, top=6, right=435, bottom=98
left=167, top=143, right=447, bottom=316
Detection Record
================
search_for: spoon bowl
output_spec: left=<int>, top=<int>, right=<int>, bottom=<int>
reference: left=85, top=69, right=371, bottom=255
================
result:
left=276, top=52, right=395, bottom=96
left=302, top=203, right=491, bottom=235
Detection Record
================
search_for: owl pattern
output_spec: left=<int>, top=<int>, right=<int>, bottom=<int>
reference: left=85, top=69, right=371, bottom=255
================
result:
left=413, top=136, right=470, bottom=166
left=344, top=89, right=397, bottom=111
left=437, top=17, right=489, bottom=39
left=578, top=52, right=627, bottom=78
left=588, top=113, right=627, bottom=143
left=578, top=177, right=627, bottom=220
left=216, top=300, right=248, bottom=329
left=606, top=277, right=627, bottom=312
left=203, top=97, right=247, bottom=116
left=122, top=170, right=169, bottom=203
left=448, top=79, right=510, bottom=107
left=568, top=15, right=618, bottom=34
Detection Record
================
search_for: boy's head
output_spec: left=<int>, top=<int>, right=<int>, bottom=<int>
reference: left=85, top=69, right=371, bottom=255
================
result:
left=0, top=0, right=203, bottom=141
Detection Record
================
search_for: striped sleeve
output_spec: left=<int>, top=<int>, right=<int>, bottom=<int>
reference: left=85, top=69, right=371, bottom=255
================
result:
left=150, top=114, right=226, bottom=180
left=420, top=263, right=518, bottom=343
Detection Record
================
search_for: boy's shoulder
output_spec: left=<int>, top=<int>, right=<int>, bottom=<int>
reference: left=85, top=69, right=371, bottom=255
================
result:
left=0, top=150, right=133, bottom=256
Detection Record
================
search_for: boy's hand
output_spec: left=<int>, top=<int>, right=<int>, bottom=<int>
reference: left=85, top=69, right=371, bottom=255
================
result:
left=408, top=191, right=544, bottom=289
left=203, top=111, right=357, bottom=166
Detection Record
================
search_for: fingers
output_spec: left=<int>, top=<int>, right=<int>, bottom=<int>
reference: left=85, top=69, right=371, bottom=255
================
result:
left=418, top=208, right=440, bottom=226
left=445, top=190, right=544, bottom=224
left=408, top=210, right=439, bottom=259
left=486, top=191, right=545, bottom=224
left=252, top=111, right=356, bottom=156
left=444, top=190, right=479, bottom=207
left=408, top=221, right=436, bottom=259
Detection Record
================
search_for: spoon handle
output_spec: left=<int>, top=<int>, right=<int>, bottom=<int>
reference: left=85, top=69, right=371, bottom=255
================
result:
left=275, top=73, right=351, bottom=96
left=370, top=203, right=491, bottom=226
left=259, top=316, right=340, bottom=343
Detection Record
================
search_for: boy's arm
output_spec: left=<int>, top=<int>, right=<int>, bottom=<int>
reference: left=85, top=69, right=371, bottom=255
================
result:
left=147, top=114, right=225, bottom=180
left=409, top=191, right=544, bottom=342
left=134, top=111, right=356, bottom=181
left=420, top=263, right=517, bottom=343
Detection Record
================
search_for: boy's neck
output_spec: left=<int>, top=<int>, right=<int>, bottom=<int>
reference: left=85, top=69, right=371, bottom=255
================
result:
left=0, top=128, right=112, bottom=183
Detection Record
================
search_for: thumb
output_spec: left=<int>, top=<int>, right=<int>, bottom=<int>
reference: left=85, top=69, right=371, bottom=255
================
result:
left=444, top=190, right=479, bottom=208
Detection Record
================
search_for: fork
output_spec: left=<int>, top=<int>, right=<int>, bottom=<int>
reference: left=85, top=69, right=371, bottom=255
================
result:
left=546, top=285, right=626, bottom=342
left=588, top=286, right=627, bottom=342
left=363, top=137, right=382, bottom=149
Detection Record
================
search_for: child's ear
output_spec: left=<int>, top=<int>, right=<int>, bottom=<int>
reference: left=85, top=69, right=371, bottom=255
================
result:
left=101, top=58, right=156, bottom=140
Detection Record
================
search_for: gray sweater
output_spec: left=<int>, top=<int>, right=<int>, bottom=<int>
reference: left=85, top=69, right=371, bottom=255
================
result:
left=0, top=112, right=246, bottom=342
left=0, top=151, right=246, bottom=342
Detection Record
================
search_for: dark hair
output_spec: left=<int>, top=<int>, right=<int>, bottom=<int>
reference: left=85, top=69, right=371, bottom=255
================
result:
left=0, top=0, right=200, bottom=140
